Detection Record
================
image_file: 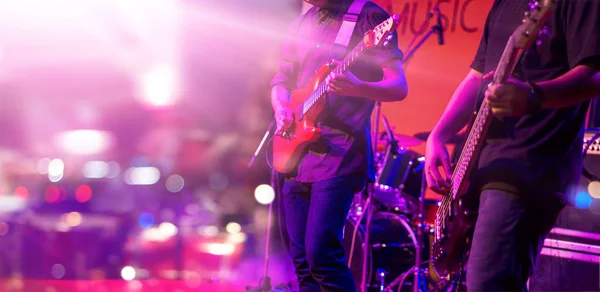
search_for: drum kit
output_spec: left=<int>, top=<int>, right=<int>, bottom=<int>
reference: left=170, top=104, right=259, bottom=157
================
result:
left=343, top=116, right=463, bottom=292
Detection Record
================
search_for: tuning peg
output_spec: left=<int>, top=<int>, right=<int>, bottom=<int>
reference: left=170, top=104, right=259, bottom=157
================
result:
left=386, top=34, right=393, bottom=41
left=383, top=41, right=389, bottom=47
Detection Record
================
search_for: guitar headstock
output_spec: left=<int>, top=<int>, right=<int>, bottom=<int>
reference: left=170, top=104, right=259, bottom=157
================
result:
left=365, top=14, right=399, bottom=48
left=512, top=0, right=557, bottom=49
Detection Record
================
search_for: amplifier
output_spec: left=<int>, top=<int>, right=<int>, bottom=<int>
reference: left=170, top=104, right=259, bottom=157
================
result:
left=529, top=174, right=600, bottom=291
left=584, top=130, right=600, bottom=155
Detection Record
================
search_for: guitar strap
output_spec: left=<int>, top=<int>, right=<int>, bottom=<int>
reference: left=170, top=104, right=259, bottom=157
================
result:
left=330, top=0, right=369, bottom=61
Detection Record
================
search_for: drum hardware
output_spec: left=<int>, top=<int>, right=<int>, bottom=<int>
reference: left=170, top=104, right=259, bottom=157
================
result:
left=343, top=212, right=424, bottom=292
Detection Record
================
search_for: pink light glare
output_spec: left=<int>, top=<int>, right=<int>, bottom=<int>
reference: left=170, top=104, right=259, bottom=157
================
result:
left=53, top=130, right=115, bottom=156
left=137, top=63, right=180, bottom=107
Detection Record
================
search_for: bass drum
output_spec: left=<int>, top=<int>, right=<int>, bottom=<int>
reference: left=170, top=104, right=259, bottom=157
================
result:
left=343, top=212, right=426, bottom=291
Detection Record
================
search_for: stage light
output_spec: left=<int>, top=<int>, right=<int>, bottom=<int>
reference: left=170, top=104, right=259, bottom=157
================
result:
left=138, top=63, right=180, bottom=107
left=49, top=172, right=64, bottom=183
left=82, top=161, right=109, bottom=178
left=75, top=185, right=92, bottom=203
left=225, top=222, right=241, bottom=234
left=63, top=212, right=82, bottom=227
left=54, top=130, right=114, bottom=156
left=202, top=243, right=235, bottom=256
left=0, top=197, right=26, bottom=213
left=158, top=222, right=178, bottom=237
left=575, top=191, right=592, bottom=209
left=48, top=158, right=64, bottom=182
left=138, top=212, right=154, bottom=229
left=124, top=167, right=160, bottom=185
left=166, top=174, right=185, bottom=192
left=254, top=184, right=275, bottom=205
left=48, top=159, right=64, bottom=176
left=121, top=266, right=136, bottom=281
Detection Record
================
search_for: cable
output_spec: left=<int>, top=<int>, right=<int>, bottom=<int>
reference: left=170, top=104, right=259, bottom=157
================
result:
left=347, top=194, right=370, bottom=268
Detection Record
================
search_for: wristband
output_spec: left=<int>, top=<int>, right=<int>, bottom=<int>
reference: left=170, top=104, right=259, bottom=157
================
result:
left=527, top=82, right=545, bottom=113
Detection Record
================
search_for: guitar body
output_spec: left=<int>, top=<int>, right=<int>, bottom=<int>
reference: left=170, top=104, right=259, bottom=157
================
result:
left=271, top=14, right=400, bottom=174
left=272, top=63, right=332, bottom=173
left=431, top=168, right=479, bottom=278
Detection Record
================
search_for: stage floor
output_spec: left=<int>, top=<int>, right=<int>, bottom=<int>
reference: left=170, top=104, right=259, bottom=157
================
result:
left=0, top=279, right=249, bottom=292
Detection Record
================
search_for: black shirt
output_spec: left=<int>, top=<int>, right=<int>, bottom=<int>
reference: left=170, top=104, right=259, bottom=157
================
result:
left=271, top=2, right=403, bottom=182
left=470, top=0, right=600, bottom=200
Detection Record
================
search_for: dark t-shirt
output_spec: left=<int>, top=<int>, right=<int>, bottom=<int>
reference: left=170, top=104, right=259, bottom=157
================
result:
left=271, top=2, right=403, bottom=182
left=470, top=0, right=600, bottom=199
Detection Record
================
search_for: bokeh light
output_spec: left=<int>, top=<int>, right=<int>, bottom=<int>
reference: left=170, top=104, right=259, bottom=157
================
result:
left=82, top=161, right=109, bottom=178
left=0, top=222, right=9, bottom=236
left=45, top=186, right=61, bottom=203
left=254, top=184, right=275, bottom=205
left=14, top=186, right=28, bottom=199
left=166, top=174, right=185, bottom=192
left=574, top=191, right=592, bottom=209
left=225, top=222, right=241, bottom=234
left=75, top=185, right=93, bottom=203
left=138, top=212, right=154, bottom=229
left=121, top=266, right=136, bottom=281
left=588, top=181, right=600, bottom=199
left=51, top=264, right=65, bottom=279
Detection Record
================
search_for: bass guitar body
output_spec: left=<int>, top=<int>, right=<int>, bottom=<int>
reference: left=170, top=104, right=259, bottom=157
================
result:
left=272, top=63, right=332, bottom=174
left=431, top=165, right=479, bottom=277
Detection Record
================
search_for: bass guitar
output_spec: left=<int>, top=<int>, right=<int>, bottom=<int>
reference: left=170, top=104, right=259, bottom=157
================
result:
left=431, top=0, right=557, bottom=279
left=273, top=15, right=399, bottom=174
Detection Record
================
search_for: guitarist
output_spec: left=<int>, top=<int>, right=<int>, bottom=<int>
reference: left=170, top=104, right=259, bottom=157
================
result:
left=425, top=0, right=600, bottom=290
left=271, top=0, right=407, bottom=291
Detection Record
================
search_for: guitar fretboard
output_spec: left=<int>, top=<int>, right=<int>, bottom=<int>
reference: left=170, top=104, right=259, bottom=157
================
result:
left=296, top=40, right=368, bottom=120
left=436, top=36, right=519, bottom=241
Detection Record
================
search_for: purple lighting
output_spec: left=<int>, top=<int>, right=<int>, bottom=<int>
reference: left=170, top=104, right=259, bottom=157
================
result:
left=574, top=192, right=592, bottom=209
left=138, top=212, right=154, bottom=229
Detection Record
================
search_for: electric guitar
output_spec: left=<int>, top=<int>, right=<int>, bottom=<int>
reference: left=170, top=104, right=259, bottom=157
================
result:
left=431, top=0, right=557, bottom=279
left=272, top=15, right=400, bottom=174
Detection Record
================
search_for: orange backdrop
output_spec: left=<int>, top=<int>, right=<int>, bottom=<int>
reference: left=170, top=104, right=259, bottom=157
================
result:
left=370, top=0, right=494, bottom=199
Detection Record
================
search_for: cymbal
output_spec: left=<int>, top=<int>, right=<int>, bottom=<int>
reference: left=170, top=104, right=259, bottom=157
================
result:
left=413, top=131, right=467, bottom=144
left=376, top=132, right=423, bottom=152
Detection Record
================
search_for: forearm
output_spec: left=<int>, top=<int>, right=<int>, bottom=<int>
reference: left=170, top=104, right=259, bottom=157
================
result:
left=357, top=77, right=408, bottom=102
left=271, top=85, right=291, bottom=111
left=430, top=70, right=483, bottom=143
left=538, top=64, right=600, bottom=108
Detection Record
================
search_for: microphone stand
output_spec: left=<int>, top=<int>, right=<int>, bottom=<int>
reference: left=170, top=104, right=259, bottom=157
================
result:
left=390, top=8, right=444, bottom=292
left=248, top=120, right=276, bottom=169
left=401, top=17, right=443, bottom=66
left=246, top=120, right=286, bottom=292
left=361, top=101, right=382, bottom=292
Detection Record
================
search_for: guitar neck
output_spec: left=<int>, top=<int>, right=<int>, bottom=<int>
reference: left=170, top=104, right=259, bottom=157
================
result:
left=298, top=40, right=369, bottom=118
left=449, top=38, right=524, bottom=197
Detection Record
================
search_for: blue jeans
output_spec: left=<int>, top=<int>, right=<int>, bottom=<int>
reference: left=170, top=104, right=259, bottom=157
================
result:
left=283, top=173, right=366, bottom=292
left=466, top=189, right=564, bottom=291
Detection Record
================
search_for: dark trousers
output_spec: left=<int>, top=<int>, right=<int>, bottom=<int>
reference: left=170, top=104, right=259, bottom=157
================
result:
left=283, top=173, right=365, bottom=292
left=466, top=188, right=564, bottom=291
